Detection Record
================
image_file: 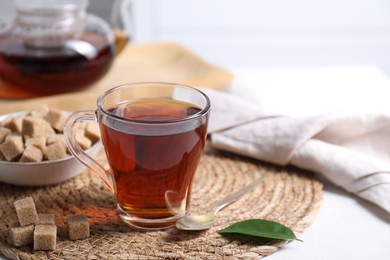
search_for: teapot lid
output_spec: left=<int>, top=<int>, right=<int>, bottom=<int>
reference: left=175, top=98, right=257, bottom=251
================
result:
left=15, top=0, right=89, bottom=14
left=13, top=0, right=91, bottom=48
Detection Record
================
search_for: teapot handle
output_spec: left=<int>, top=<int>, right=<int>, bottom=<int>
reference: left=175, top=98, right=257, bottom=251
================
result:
left=113, top=30, right=129, bottom=56
left=111, top=0, right=132, bottom=55
left=64, top=110, right=115, bottom=194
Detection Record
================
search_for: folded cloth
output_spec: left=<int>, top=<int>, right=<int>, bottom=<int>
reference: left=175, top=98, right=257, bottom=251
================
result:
left=202, top=77, right=390, bottom=214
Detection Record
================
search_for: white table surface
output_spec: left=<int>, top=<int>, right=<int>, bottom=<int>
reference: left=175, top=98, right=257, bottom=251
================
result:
left=1, top=65, right=390, bottom=260
left=270, top=175, right=390, bottom=260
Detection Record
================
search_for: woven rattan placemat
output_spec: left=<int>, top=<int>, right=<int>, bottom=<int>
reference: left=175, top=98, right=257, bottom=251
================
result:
left=0, top=145, right=323, bottom=259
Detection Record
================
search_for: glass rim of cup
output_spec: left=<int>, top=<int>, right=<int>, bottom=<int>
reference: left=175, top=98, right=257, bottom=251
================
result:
left=96, top=81, right=211, bottom=124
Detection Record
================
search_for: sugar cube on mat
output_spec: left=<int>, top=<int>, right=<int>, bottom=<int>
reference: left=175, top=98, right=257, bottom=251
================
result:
left=43, top=142, right=67, bottom=161
left=20, top=145, right=43, bottom=163
left=9, top=224, right=34, bottom=247
left=0, top=135, right=24, bottom=161
left=37, top=214, right=55, bottom=225
left=34, top=224, right=57, bottom=251
left=14, top=197, right=39, bottom=226
left=67, top=214, right=90, bottom=240
left=45, top=109, right=66, bottom=132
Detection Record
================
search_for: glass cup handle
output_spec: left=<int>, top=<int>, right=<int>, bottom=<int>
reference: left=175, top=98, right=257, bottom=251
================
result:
left=64, top=110, right=115, bottom=193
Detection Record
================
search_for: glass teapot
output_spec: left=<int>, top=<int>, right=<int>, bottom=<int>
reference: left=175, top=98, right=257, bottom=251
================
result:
left=0, top=0, right=128, bottom=94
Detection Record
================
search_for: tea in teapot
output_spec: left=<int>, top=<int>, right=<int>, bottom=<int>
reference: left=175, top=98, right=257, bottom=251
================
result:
left=0, top=0, right=121, bottom=94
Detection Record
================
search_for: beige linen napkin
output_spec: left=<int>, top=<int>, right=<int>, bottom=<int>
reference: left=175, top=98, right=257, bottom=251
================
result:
left=203, top=79, right=390, bottom=214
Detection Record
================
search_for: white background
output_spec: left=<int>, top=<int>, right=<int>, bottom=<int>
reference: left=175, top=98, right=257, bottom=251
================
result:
left=129, top=0, right=390, bottom=76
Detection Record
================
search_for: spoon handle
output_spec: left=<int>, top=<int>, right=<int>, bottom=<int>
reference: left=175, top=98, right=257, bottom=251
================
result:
left=213, top=173, right=269, bottom=213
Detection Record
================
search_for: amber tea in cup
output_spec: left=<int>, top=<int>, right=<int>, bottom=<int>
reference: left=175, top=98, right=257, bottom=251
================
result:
left=64, top=82, right=210, bottom=229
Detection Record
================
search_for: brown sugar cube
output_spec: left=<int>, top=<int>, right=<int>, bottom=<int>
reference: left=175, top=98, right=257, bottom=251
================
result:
left=0, top=149, right=5, bottom=160
left=0, top=117, right=10, bottom=127
left=34, top=224, right=57, bottom=251
left=85, top=122, right=100, bottom=144
left=3, top=115, right=24, bottom=133
left=45, top=109, right=67, bottom=132
left=67, top=214, right=90, bottom=240
left=20, top=145, right=43, bottom=163
left=14, top=197, right=39, bottom=226
left=28, top=104, right=49, bottom=118
left=0, top=134, right=24, bottom=161
left=25, top=136, right=46, bottom=151
left=0, top=127, right=11, bottom=143
left=22, top=116, right=53, bottom=138
left=44, top=122, right=56, bottom=136
left=9, top=224, right=34, bottom=247
left=75, top=133, right=92, bottom=150
left=43, top=142, right=67, bottom=161
left=37, top=214, right=55, bottom=225
left=74, top=121, right=87, bottom=132
left=46, top=134, right=66, bottom=147
left=74, top=125, right=85, bottom=136
left=5, top=132, right=22, bottom=140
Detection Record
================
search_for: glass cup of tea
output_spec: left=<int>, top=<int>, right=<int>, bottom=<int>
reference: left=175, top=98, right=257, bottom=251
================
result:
left=64, top=82, right=210, bottom=230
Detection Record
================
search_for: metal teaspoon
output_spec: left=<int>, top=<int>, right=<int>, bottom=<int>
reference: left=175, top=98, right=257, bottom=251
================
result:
left=175, top=173, right=269, bottom=231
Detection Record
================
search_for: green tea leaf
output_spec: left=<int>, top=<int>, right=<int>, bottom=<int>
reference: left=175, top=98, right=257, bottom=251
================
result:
left=218, top=219, right=302, bottom=242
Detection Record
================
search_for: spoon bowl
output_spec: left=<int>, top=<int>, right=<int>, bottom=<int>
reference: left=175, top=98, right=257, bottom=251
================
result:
left=175, top=174, right=269, bottom=231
